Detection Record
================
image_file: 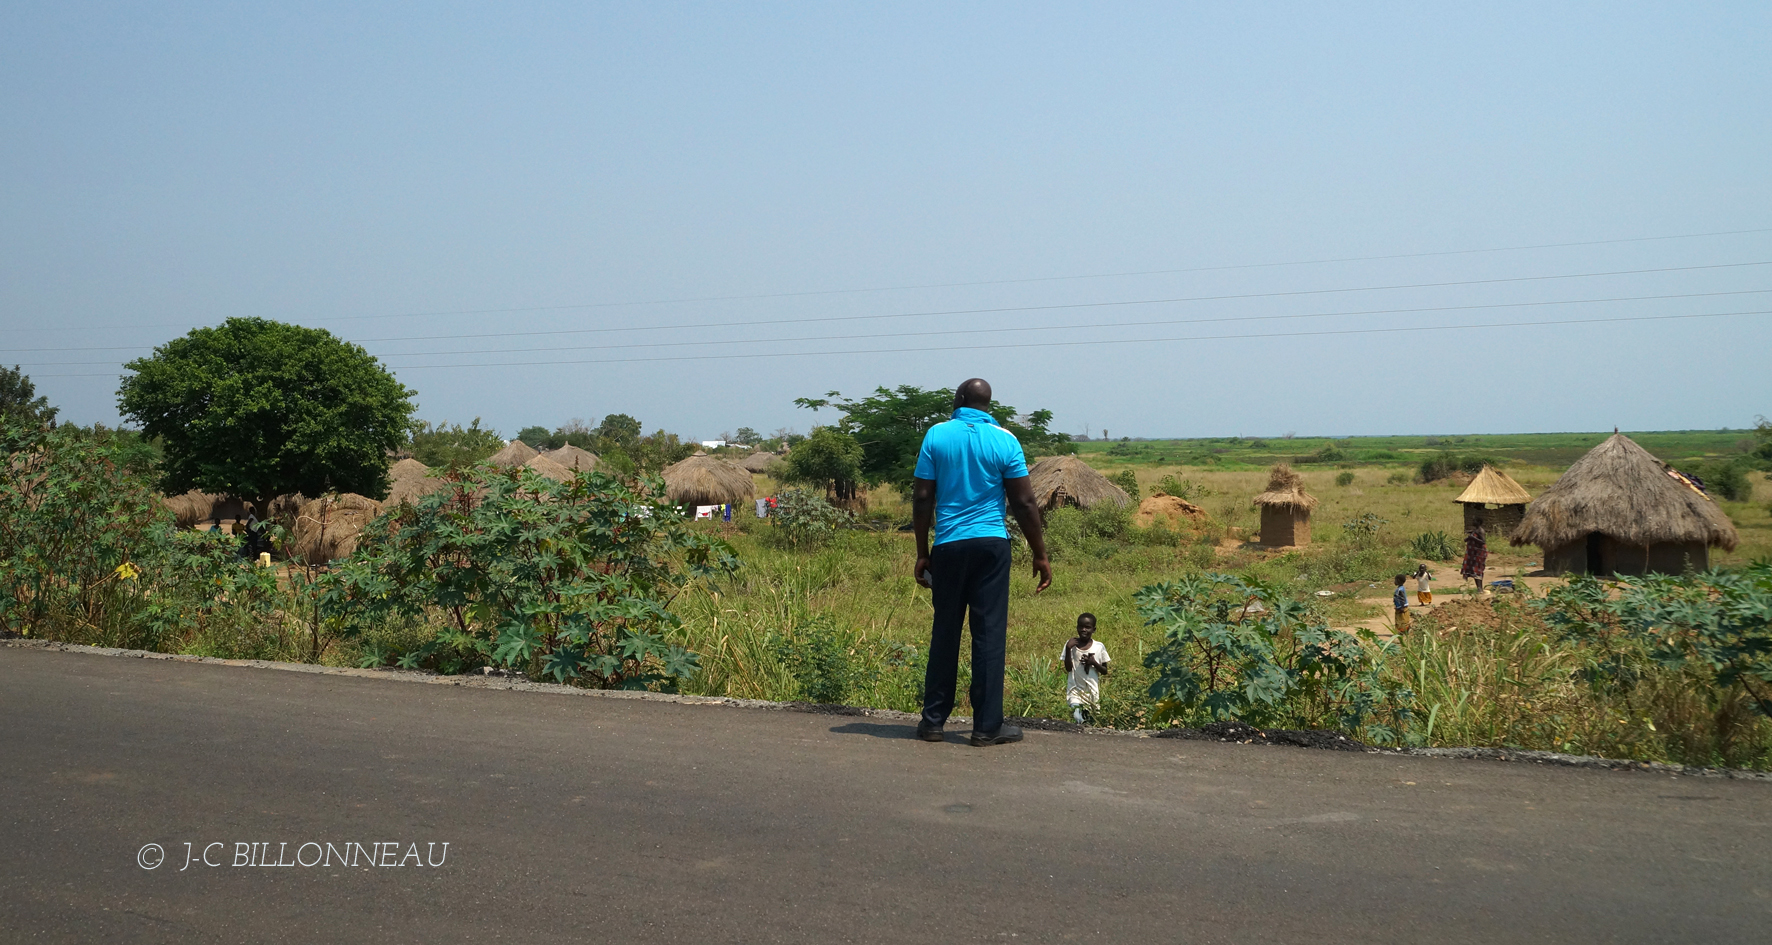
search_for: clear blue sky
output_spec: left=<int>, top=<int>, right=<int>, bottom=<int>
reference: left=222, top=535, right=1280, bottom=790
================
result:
left=3, top=2, right=1769, bottom=440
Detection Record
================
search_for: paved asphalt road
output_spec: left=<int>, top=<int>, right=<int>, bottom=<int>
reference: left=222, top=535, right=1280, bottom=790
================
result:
left=4, top=646, right=1770, bottom=944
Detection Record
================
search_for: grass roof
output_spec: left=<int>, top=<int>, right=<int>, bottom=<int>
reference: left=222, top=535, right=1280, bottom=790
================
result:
left=1510, top=434, right=1738, bottom=550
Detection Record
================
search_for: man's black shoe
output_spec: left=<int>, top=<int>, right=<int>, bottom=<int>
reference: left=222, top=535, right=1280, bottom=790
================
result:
left=969, top=724, right=1024, bottom=747
left=916, top=723, right=945, bottom=742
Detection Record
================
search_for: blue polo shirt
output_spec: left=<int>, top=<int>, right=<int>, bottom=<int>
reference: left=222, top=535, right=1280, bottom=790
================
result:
left=914, top=407, right=1029, bottom=545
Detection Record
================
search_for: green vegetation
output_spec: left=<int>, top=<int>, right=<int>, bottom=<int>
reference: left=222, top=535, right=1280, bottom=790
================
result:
left=0, top=365, right=58, bottom=426
left=408, top=418, right=506, bottom=468
left=1407, top=530, right=1460, bottom=561
left=119, top=318, right=415, bottom=508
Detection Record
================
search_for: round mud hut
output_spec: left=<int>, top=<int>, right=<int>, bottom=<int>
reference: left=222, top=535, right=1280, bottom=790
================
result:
left=1510, top=433, right=1738, bottom=576
left=1453, top=465, right=1532, bottom=539
left=1026, top=455, right=1131, bottom=513
left=386, top=458, right=449, bottom=507
left=288, top=494, right=383, bottom=566
left=543, top=444, right=599, bottom=473
left=662, top=454, right=755, bottom=509
left=1253, top=464, right=1317, bottom=548
left=486, top=440, right=539, bottom=468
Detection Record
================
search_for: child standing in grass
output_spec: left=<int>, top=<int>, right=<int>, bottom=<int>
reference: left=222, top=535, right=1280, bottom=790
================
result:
left=1414, top=564, right=1433, bottom=606
left=1393, top=575, right=1411, bottom=633
left=1062, top=613, right=1111, bottom=724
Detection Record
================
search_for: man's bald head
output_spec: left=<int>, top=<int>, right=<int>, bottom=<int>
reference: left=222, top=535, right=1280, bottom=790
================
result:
left=954, top=378, right=993, bottom=409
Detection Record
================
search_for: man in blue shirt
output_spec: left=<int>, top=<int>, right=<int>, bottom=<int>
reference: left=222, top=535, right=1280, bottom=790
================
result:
left=912, top=378, right=1052, bottom=746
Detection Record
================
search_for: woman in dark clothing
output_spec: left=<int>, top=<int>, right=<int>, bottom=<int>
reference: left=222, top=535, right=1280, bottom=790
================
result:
left=1461, top=521, right=1488, bottom=592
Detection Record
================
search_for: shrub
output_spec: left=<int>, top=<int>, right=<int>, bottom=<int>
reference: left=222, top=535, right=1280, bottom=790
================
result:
left=1110, top=469, right=1141, bottom=498
left=1407, top=530, right=1460, bottom=561
left=1340, top=512, right=1388, bottom=546
left=1137, top=572, right=1412, bottom=740
left=769, top=488, right=851, bottom=549
left=1298, top=445, right=1345, bottom=464
left=0, top=421, right=283, bottom=651
left=1334, top=471, right=1356, bottom=487
left=1155, top=474, right=1213, bottom=500
left=1386, top=471, right=1411, bottom=485
left=772, top=615, right=864, bottom=704
left=1697, top=459, right=1755, bottom=502
left=332, top=465, right=737, bottom=690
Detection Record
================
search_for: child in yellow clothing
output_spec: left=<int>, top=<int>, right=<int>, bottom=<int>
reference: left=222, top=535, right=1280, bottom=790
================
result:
left=1414, top=564, right=1433, bottom=606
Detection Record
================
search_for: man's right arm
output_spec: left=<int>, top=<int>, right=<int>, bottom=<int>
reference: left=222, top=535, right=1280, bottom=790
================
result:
left=912, top=477, right=936, bottom=588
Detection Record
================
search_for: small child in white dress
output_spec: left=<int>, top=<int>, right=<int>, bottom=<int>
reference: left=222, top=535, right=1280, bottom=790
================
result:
left=1062, top=613, right=1111, bottom=724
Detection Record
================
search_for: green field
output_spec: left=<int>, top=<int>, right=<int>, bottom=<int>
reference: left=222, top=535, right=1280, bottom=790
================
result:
left=1077, top=429, right=1760, bottom=472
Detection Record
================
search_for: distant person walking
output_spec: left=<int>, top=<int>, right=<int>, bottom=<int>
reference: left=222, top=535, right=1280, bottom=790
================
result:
left=912, top=378, right=1052, bottom=747
left=1461, top=521, right=1488, bottom=592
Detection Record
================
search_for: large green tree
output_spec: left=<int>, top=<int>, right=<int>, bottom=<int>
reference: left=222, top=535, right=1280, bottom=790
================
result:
left=793, top=384, right=1076, bottom=493
left=409, top=418, right=505, bottom=469
left=118, top=318, right=415, bottom=509
left=780, top=426, right=865, bottom=503
left=0, top=365, right=58, bottom=426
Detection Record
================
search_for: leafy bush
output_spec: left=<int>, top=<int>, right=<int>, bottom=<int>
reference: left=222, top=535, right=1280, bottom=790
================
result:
left=772, top=615, right=865, bottom=704
left=1417, top=451, right=1503, bottom=483
left=1137, top=573, right=1412, bottom=741
left=1155, top=474, right=1213, bottom=500
left=1697, top=459, right=1755, bottom=502
left=1297, top=445, right=1345, bottom=464
left=1407, top=530, right=1461, bottom=561
left=1334, top=471, right=1356, bottom=487
left=0, top=421, right=282, bottom=652
left=1110, top=469, right=1140, bottom=498
left=1042, top=502, right=1134, bottom=558
left=409, top=418, right=505, bottom=469
left=1542, top=567, right=1772, bottom=735
left=1386, top=471, right=1411, bottom=485
left=333, top=465, right=737, bottom=690
left=1339, top=512, right=1388, bottom=546
left=769, top=488, right=851, bottom=549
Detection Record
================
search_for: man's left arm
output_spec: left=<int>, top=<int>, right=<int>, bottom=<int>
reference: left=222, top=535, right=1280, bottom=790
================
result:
left=1004, top=476, right=1051, bottom=592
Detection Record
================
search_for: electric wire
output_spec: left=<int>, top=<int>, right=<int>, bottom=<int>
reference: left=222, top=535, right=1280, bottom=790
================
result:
left=9, top=259, right=1770, bottom=354
left=16, top=287, right=1771, bottom=366
left=28, top=307, right=1771, bottom=377
left=2, top=225, right=1767, bottom=333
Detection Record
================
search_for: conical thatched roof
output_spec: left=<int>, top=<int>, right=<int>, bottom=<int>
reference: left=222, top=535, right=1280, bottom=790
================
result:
left=1252, top=463, right=1318, bottom=511
left=1511, top=434, right=1738, bottom=550
left=544, top=444, right=599, bottom=472
left=662, top=454, right=755, bottom=507
left=162, top=490, right=220, bottom=528
left=387, top=458, right=449, bottom=506
left=524, top=453, right=574, bottom=482
left=289, top=494, right=382, bottom=566
left=1454, top=465, right=1532, bottom=506
left=1027, top=455, right=1130, bottom=511
left=487, top=440, right=539, bottom=468
left=741, top=450, right=782, bottom=473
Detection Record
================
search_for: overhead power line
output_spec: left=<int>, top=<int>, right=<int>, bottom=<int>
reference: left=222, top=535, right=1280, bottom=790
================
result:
left=29, top=308, right=1771, bottom=377
left=2, top=225, right=1767, bottom=333
left=18, top=288, right=1770, bottom=366
left=10, top=260, right=1769, bottom=354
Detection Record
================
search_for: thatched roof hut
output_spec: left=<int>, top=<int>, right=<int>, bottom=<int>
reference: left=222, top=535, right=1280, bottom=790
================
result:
left=544, top=444, right=599, bottom=472
left=1511, top=434, right=1738, bottom=576
left=487, top=440, right=539, bottom=468
left=385, top=458, right=449, bottom=507
left=1453, top=465, right=1532, bottom=538
left=1253, top=464, right=1316, bottom=547
left=288, top=494, right=382, bottom=566
left=741, top=450, right=782, bottom=474
left=523, top=453, right=574, bottom=482
left=162, top=490, right=253, bottom=528
left=662, top=454, right=755, bottom=508
left=1027, top=456, right=1131, bottom=512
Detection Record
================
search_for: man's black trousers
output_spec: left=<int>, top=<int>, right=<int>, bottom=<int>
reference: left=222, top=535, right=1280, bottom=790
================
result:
left=922, top=536, right=1011, bottom=735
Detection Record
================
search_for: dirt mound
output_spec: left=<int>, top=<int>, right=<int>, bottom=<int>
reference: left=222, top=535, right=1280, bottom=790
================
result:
left=1155, top=719, right=1368, bottom=751
left=1136, top=494, right=1207, bottom=529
